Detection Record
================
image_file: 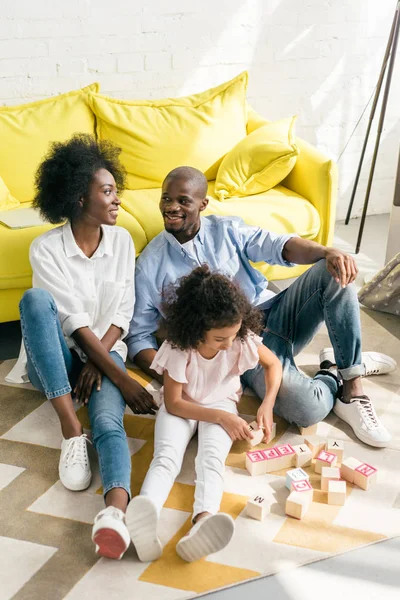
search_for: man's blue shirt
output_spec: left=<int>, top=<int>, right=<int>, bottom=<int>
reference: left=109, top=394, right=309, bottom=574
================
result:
left=126, top=215, right=297, bottom=359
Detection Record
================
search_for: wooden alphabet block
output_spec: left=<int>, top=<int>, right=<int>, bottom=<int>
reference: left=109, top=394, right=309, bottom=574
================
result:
left=285, top=491, right=311, bottom=520
left=266, top=422, right=277, bottom=444
left=248, top=421, right=265, bottom=447
left=245, top=450, right=267, bottom=476
left=246, top=494, right=268, bottom=520
left=353, top=463, right=378, bottom=490
left=321, top=466, right=341, bottom=491
left=293, top=444, right=312, bottom=468
left=293, top=444, right=313, bottom=468
left=304, top=435, right=326, bottom=458
left=315, top=450, right=337, bottom=474
left=340, top=457, right=363, bottom=484
left=285, top=468, right=309, bottom=490
left=327, top=479, right=346, bottom=505
left=299, top=424, right=319, bottom=435
left=326, top=439, right=345, bottom=463
left=291, top=479, right=314, bottom=500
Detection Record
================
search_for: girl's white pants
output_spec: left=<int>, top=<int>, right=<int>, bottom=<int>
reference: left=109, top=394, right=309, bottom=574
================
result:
left=141, top=400, right=236, bottom=517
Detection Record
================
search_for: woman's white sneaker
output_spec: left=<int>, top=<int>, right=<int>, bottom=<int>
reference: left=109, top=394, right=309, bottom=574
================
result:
left=176, top=513, right=235, bottom=563
left=333, top=395, right=391, bottom=448
left=59, top=434, right=91, bottom=491
left=92, top=506, right=130, bottom=560
left=319, top=348, right=397, bottom=376
left=125, top=496, right=162, bottom=562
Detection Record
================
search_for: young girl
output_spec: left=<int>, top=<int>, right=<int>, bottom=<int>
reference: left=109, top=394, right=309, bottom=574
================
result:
left=8, top=134, right=157, bottom=560
left=126, top=265, right=282, bottom=563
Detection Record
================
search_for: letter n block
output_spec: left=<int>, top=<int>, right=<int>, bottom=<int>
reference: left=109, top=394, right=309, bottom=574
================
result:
left=354, top=463, right=378, bottom=490
left=340, top=457, right=363, bottom=484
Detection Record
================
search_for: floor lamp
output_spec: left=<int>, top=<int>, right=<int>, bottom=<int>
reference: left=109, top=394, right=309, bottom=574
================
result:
left=345, top=1, right=400, bottom=254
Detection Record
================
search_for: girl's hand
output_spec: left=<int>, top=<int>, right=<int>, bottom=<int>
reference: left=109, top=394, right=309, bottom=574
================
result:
left=74, top=360, right=102, bottom=405
left=219, top=413, right=253, bottom=442
left=119, top=375, right=158, bottom=415
left=257, top=401, right=274, bottom=443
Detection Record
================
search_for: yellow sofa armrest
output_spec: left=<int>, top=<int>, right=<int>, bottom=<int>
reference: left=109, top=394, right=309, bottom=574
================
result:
left=246, top=105, right=337, bottom=247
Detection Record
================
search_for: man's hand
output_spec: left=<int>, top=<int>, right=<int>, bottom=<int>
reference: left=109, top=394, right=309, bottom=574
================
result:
left=325, top=247, right=358, bottom=288
left=119, top=375, right=158, bottom=415
left=257, top=401, right=274, bottom=442
left=74, top=360, right=102, bottom=405
left=219, top=413, right=253, bottom=442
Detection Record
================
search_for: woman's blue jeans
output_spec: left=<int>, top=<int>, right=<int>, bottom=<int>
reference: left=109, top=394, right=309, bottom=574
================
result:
left=242, top=259, right=365, bottom=427
left=19, top=288, right=131, bottom=499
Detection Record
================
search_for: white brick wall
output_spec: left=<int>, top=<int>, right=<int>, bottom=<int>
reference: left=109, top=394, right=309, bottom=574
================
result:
left=0, top=0, right=399, bottom=220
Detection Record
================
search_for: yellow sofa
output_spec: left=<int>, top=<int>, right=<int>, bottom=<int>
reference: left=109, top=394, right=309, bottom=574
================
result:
left=0, top=75, right=337, bottom=323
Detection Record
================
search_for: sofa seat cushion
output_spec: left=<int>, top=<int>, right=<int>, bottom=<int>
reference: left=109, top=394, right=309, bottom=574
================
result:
left=121, top=182, right=320, bottom=244
left=0, top=83, right=99, bottom=204
left=0, top=206, right=146, bottom=291
left=90, top=72, right=248, bottom=190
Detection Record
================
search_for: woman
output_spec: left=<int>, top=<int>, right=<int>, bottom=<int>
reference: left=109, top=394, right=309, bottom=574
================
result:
left=14, top=134, right=157, bottom=560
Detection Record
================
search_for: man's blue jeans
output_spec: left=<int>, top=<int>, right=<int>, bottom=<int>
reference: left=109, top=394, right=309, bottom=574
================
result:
left=242, top=259, right=365, bottom=427
left=19, top=288, right=131, bottom=499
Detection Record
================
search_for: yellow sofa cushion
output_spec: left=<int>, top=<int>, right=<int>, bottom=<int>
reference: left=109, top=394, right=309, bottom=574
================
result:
left=121, top=181, right=320, bottom=244
left=0, top=206, right=147, bottom=291
left=0, top=83, right=99, bottom=204
left=89, top=72, right=248, bottom=190
left=0, top=177, right=19, bottom=211
left=215, top=116, right=299, bottom=200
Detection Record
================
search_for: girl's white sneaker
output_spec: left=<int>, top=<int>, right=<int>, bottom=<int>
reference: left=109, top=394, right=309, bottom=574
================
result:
left=92, top=506, right=130, bottom=560
left=176, top=513, right=235, bottom=563
left=125, top=496, right=162, bottom=562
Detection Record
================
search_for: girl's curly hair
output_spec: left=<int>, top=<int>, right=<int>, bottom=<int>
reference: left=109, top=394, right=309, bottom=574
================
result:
left=162, top=265, right=264, bottom=350
left=33, top=133, right=126, bottom=224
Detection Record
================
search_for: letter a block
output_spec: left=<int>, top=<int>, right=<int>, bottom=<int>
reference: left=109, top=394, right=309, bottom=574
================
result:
left=304, top=436, right=326, bottom=458
left=293, top=444, right=313, bottom=468
left=315, top=450, right=337, bottom=474
left=321, top=466, right=341, bottom=491
left=291, top=479, right=313, bottom=501
left=354, top=463, right=378, bottom=490
left=328, top=479, right=346, bottom=505
left=285, top=491, right=311, bottom=520
left=248, top=422, right=265, bottom=447
left=340, top=457, right=363, bottom=484
left=246, top=450, right=267, bottom=476
left=285, top=468, right=309, bottom=490
left=326, top=439, right=345, bottom=463
left=247, top=495, right=268, bottom=521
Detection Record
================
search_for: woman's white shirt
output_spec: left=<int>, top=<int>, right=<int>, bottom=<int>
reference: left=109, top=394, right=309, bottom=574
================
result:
left=6, top=222, right=135, bottom=383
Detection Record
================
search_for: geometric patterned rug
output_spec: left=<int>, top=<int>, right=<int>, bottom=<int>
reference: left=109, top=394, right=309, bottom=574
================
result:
left=0, top=308, right=399, bottom=600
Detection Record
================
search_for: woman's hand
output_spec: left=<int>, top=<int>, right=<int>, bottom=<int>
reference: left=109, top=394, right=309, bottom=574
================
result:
left=74, top=360, right=102, bottom=405
left=219, top=413, right=253, bottom=442
left=119, top=375, right=158, bottom=415
left=257, top=401, right=274, bottom=442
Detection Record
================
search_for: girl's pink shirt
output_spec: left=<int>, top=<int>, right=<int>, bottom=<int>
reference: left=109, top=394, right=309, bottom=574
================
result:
left=150, top=333, right=263, bottom=406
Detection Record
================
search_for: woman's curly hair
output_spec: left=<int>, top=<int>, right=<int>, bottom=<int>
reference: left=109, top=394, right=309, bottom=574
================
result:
left=162, top=265, right=264, bottom=350
left=33, top=133, right=126, bottom=223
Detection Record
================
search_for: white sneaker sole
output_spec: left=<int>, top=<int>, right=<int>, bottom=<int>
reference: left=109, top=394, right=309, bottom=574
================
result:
left=125, top=496, right=162, bottom=562
left=59, top=470, right=92, bottom=491
left=333, top=404, right=391, bottom=448
left=176, top=513, right=235, bottom=563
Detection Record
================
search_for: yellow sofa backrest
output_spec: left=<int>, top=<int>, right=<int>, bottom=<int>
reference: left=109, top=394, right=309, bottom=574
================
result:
left=0, top=83, right=99, bottom=204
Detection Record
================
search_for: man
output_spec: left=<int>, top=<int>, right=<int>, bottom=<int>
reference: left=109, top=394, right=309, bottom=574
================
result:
left=126, top=166, right=396, bottom=448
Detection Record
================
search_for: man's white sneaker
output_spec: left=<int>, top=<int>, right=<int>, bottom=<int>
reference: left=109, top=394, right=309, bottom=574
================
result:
left=92, top=506, right=130, bottom=560
left=333, top=395, right=391, bottom=448
left=176, top=513, right=235, bottom=563
left=125, top=496, right=162, bottom=562
left=320, top=348, right=397, bottom=376
left=59, top=434, right=91, bottom=491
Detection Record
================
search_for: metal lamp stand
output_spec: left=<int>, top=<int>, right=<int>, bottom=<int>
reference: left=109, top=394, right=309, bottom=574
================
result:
left=345, top=1, right=400, bottom=254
